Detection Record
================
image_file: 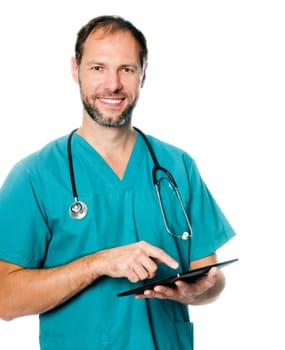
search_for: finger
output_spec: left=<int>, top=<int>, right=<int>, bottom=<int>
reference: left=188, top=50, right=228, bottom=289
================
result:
left=127, top=268, right=142, bottom=283
left=132, top=262, right=151, bottom=281
left=143, top=244, right=179, bottom=269
left=126, top=250, right=158, bottom=280
left=207, top=267, right=219, bottom=281
left=153, top=285, right=176, bottom=297
left=138, top=257, right=158, bottom=279
left=142, top=286, right=175, bottom=300
left=135, top=287, right=163, bottom=299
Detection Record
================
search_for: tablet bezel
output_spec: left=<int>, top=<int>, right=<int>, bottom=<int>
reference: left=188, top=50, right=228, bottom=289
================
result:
left=117, top=258, right=238, bottom=297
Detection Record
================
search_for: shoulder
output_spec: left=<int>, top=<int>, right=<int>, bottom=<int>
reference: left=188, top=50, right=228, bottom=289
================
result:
left=6, top=135, right=69, bottom=179
left=144, top=133, right=196, bottom=168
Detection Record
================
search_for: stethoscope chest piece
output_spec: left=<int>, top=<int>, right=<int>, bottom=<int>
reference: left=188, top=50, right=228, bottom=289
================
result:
left=69, top=200, right=88, bottom=220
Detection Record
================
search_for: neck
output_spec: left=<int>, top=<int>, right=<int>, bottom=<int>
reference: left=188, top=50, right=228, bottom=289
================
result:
left=76, top=117, right=137, bottom=179
left=78, top=116, right=135, bottom=149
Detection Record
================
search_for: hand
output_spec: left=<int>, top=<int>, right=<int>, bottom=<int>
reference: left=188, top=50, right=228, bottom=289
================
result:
left=136, top=267, right=220, bottom=304
left=96, top=241, right=179, bottom=283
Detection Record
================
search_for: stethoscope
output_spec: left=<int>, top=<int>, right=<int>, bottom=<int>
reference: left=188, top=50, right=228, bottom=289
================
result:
left=67, top=127, right=192, bottom=240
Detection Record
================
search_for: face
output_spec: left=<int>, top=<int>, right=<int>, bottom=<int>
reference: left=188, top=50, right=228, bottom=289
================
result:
left=72, top=29, right=146, bottom=127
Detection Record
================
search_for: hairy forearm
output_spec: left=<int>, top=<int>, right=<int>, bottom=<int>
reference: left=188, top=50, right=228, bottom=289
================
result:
left=0, top=254, right=100, bottom=321
left=0, top=240, right=181, bottom=320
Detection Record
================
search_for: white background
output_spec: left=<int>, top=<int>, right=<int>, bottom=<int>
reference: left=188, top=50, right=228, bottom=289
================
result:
left=0, top=1, right=284, bottom=349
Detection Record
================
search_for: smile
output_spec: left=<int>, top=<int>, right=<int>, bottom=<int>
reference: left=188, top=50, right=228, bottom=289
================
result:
left=99, top=98, right=124, bottom=105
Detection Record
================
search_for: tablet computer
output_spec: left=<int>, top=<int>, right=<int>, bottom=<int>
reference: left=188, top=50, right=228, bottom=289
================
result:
left=117, top=258, right=238, bottom=297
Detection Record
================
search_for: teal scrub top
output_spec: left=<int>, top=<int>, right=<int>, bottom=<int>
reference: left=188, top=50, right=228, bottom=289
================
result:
left=0, top=131, right=235, bottom=350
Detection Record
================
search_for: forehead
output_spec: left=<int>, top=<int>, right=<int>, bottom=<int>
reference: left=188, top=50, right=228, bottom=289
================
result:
left=82, top=28, right=140, bottom=63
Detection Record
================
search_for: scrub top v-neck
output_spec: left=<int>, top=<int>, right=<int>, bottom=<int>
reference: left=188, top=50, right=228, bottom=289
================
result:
left=72, top=132, right=144, bottom=189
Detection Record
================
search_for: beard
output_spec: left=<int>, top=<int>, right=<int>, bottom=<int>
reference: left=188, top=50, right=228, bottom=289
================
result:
left=81, top=92, right=137, bottom=128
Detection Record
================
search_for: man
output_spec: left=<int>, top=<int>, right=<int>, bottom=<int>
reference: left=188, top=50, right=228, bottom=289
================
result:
left=0, top=15, right=236, bottom=349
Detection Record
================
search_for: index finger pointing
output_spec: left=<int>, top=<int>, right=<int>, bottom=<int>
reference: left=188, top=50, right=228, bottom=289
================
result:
left=147, top=245, right=179, bottom=269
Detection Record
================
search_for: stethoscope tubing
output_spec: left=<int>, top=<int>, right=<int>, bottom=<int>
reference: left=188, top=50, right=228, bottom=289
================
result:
left=67, top=127, right=192, bottom=239
left=67, top=128, right=80, bottom=200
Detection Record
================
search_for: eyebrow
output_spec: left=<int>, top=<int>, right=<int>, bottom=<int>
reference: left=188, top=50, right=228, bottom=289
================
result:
left=85, top=61, right=140, bottom=70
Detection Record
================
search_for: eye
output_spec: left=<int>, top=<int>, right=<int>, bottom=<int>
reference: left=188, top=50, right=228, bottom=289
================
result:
left=90, top=65, right=103, bottom=71
left=121, top=66, right=135, bottom=73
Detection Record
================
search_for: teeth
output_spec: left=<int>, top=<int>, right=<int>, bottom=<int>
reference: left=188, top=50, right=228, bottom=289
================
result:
left=100, top=98, right=122, bottom=104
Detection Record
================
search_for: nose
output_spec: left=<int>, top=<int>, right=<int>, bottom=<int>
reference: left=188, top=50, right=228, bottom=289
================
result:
left=103, top=70, right=123, bottom=93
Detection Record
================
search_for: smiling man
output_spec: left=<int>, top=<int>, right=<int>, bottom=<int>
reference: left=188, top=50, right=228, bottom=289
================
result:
left=75, top=27, right=144, bottom=128
left=0, top=15, right=236, bottom=350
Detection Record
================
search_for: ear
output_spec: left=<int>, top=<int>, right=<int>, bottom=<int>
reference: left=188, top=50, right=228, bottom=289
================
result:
left=140, top=63, right=148, bottom=88
left=71, top=57, right=79, bottom=84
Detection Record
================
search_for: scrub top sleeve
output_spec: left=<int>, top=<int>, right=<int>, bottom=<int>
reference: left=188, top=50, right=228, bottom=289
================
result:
left=186, top=158, right=236, bottom=261
left=0, top=161, right=51, bottom=268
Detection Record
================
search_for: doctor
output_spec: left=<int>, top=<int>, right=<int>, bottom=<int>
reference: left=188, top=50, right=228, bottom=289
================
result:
left=0, top=15, right=236, bottom=349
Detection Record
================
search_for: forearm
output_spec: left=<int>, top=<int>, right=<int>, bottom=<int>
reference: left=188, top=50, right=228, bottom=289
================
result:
left=0, top=241, right=179, bottom=320
left=0, top=254, right=101, bottom=321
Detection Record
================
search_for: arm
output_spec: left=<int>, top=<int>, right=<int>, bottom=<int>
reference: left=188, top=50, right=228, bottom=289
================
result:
left=136, top=252, right=226, bottom=305
left=0, top=241, right=178, bottom=321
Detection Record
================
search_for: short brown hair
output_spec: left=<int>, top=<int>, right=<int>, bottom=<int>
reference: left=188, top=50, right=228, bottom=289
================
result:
left=75, top=15, right=148, bottom=68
